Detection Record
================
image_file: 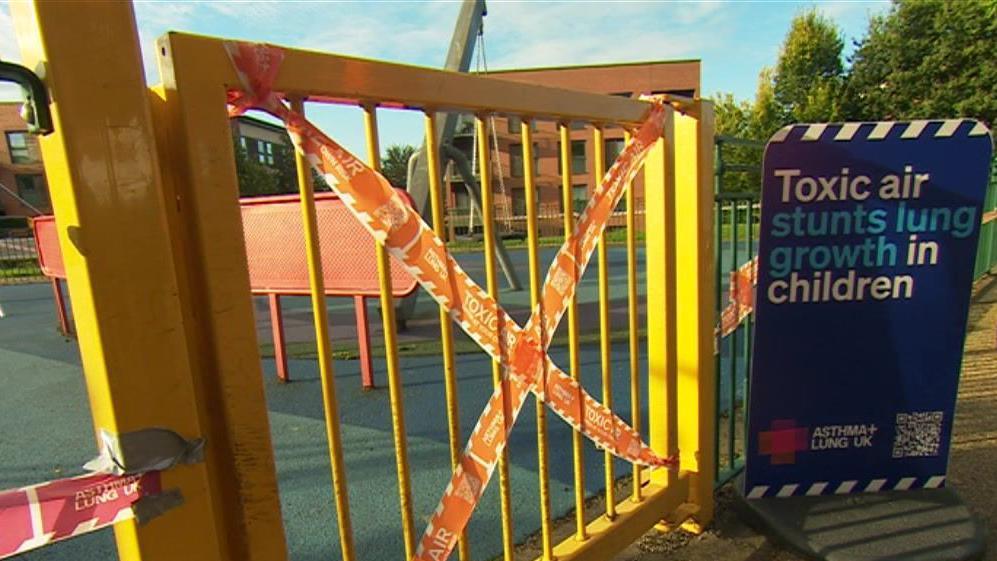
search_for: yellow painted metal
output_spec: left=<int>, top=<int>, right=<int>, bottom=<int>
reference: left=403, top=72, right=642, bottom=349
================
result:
left=559, top=123, right=587, bottom=541
left=163, top=34, right=653, bottom=126
left=644, top=107, right=680, bottom=494
left=423, top=112, right=470, bottom=561
left=362, top=104, right=416, bottom=559
left=521, top=123, right=554, bottom=560
left=146, top=24, right=709, bottom=560
left=287, top=98, right=358, bottom=560
left=157, top=31, right=292, bottom=561
left=624, top=130, right=643, bottom=504
left=8, top=4, right=233, bottom=560
left=530, top=477, right=690, bottom=561
left=477, top=115, right=515, bottom=560
left=674, top=104, right=717, bottom=530
left=593, top=126, right=616, bottom=520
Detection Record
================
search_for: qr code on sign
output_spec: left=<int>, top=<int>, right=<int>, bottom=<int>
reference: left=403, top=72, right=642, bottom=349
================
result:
left=892, top=411, right=944, bottom=458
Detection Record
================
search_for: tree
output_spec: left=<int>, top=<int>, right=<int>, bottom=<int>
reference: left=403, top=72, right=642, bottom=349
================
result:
left=272, top=144, right=300, bottom=194
left=712, top=92, right=763, bottom=192
left=714, top=92, right=754, bottom=139
left=843, top=0, right=996, bottom=128
left=232, top=136, right=280, bottom=197
left=773, top=9, right=844, bottom=123
left=381, top=144, right=416, bottom=188
left=750, top=68, right=784, bottom=140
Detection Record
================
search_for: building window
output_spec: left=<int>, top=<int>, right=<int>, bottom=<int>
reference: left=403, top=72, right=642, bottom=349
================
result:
left=508, top=117, right=538, bottom=134
left=242, top=137, right=276, bottom=166
left=452, top=186, right=470, bottom=212
left=556, top=140, right=588, bottom=175
left=572, top=184, right=588, bottom=213
left=651, top=89, right=695, bottom=98
left=509, top=142, right=540, bottom=178
left=256, top=140, right=275, bottom=165
left=512, top=188, right=540, bottom=217
left=6, top=131, right=39, bottom=164
left=571, top=140, right=586, bottom=174
left=15, top=174, right=48, bottom=209
left=569, top=121, right=586, bottom=131
left=605, top=138, right=626, bottom=169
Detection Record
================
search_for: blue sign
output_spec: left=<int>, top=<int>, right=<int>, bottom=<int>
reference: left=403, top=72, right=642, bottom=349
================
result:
left=744, top=120, right=994, bottom=499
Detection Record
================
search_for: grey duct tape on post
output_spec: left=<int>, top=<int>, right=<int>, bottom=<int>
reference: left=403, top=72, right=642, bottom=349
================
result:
left=84, top=428, right=205, bottom=475
left=83, top=428, right=205, bottom=524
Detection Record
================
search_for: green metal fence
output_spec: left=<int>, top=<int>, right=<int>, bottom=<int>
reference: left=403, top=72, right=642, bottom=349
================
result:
left=973, top=160, right=997, bottom=280
left=713, top=135, right=763, bottom=486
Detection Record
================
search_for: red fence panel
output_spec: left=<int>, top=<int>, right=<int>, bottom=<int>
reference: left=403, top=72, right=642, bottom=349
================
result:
left=32, top=191, right=418, bottom=297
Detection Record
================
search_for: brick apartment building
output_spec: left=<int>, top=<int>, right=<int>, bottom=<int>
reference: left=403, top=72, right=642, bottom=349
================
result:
left=230, top=114, right=290, bottom=166
left=452, top=59, right=700, bottom=235
left=0, top=102, right=50, bottom=218
left=0, top=109, right=286, bottom=222
left=1, top=60, right=698, bottom=226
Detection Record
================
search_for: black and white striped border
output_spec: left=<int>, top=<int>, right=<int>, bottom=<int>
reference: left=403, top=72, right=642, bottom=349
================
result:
left=769, top=119, right=990, bottom=144
left=747, top=475, right=946, bottom=499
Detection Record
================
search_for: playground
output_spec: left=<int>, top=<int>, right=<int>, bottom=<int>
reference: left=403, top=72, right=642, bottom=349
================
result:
left=1, top=2, right=996, bottom=561
left=1, top=244, right=726, bottom=561
left=4, top=253, right=997, bottom=561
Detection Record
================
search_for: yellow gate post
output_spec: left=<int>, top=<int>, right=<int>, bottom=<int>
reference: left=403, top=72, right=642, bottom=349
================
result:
left=675, top=104, right=717, bottom=529
left=646, top=100, right=717, bottom=530
left=12, top=2, right=289, bottom=560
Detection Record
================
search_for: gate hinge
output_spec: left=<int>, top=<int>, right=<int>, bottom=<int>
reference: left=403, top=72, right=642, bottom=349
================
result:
left=0, top=59, right=53, bottom=135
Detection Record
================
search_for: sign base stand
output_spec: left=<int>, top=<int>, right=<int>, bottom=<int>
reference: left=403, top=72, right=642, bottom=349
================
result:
left=734, top=475, right=985, bottom=561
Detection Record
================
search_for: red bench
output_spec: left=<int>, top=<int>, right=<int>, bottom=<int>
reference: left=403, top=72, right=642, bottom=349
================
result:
left=32, top=190, right=417, bottom=389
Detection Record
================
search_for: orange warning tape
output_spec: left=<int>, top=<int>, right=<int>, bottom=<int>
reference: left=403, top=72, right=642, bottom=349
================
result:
left=225, top=42, right=678, bottom=561
left=718, top=256, right=758, bottom=339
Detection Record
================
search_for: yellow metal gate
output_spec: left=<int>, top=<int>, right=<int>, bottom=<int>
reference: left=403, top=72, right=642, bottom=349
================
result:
left=11, top=1, right=715, bottom=560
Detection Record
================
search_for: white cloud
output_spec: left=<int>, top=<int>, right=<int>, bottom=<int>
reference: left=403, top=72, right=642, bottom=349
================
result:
left=482, top=2, right=722, bottom=70
left=1, top=3, right=25, bottom=101
left=0, top=3, right=18, bottom=61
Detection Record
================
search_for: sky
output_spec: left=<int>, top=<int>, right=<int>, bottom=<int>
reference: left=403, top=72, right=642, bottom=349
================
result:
left=0, top=0, right=889, bottom=155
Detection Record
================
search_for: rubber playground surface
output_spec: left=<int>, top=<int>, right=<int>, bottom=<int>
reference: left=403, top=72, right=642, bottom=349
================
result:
left=0, top=244, right=752, bottom=561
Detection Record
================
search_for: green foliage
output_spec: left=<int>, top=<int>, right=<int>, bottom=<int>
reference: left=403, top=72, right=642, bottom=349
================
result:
left=749, top=68, right=785, bottom=140
left=843, top=0, right=997, bottom=128
left=233, top=137, right=330, bottom=197
left=708, top=1, right=997, bottom=193
left=714, top=93, right=754, bottom=138
left=773, top=9, right=844, bottom=123
left=382, top=144, right=416, bottom=188
left=232, top=136, right=280, bottom=197
left=271, top=144, right=299, bottom=194
left=712, top=92, right=764, bottom=192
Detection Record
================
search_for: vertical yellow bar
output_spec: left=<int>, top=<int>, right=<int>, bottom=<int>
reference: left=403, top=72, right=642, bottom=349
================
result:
left=593, top=126, right=616, bottom=519
left=645, top=107, right=679, bottom=492
left=362, top=104, right=416, bottom=559
left=674, top=104, right=717, bottom=530
left=156, top=33, right=290, bottom=561
left=477, top=115, right=515, bottom=560
left=289, top=98, right=357, bottom=561
left=9, top=4, right=238, bottom=560
left=522, top=122, right=553, bottom=560
left=559, top=123, right=587, bottom=541
left=424, top=112, right=469, bottom=561
left=624, top=129, right=642, bottom=503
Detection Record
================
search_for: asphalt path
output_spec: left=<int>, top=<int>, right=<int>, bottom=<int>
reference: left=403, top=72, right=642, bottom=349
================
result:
left=0, top=243, right=753, bottom=561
